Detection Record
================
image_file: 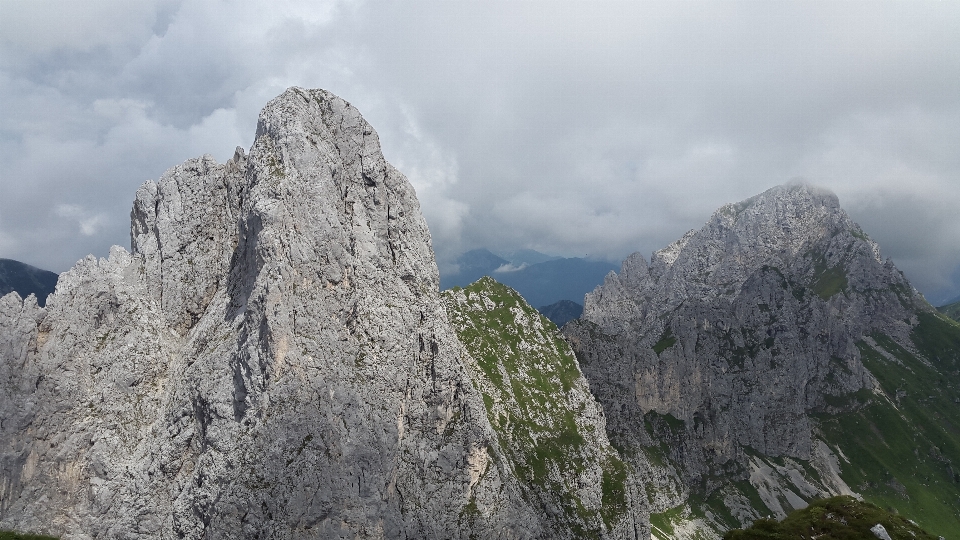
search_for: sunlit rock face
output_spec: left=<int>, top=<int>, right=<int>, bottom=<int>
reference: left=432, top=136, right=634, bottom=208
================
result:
left=566, top=183, right=935, bottom=535
left=0, top=88, right=548, bottom=540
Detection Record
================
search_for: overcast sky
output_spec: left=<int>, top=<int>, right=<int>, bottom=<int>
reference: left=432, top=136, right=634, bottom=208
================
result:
left=1, top=0, right=959, bottom=303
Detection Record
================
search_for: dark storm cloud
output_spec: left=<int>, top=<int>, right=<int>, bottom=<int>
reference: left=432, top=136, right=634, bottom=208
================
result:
left=1, top=0, right=958, bottom=303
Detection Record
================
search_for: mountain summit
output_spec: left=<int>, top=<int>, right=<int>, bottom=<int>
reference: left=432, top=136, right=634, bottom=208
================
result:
left=565, top=183, right=960, bottom=536
left=2, top=88, right=615, bottom=539
left=2, top=92, right=957, bottom=539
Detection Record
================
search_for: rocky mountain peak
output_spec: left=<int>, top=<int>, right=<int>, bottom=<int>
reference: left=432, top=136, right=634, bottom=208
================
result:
left=565, top=183, right=958, bottom=536
left=585, top=182, right=903, bottom=336
left=0, top=88, right=551, bottom=539
left=129, top=87, right=436, bottom=335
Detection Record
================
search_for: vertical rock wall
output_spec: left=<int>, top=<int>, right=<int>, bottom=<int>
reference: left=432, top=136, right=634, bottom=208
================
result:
left=566, top=184, right=932, bottom=534
left=0, top=88, right=543, bottom=539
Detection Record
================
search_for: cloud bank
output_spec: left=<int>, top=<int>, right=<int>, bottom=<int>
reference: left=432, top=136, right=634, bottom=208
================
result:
left=1, top=0, right=958, bottom=303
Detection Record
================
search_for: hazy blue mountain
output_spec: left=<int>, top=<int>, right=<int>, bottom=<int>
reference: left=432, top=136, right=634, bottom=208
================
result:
left=441, top=249, right=617, bottom=308
left=495, top=257, right=618, bottom=308
left=440, top=249, right=509, bottom=290
left=0, top=259, right=58, bottom=307
left=941, top=292, right=960, bottom=306
left=538, top=299, right=583, bottom=327
left=502, top=249, right=561, bottom=266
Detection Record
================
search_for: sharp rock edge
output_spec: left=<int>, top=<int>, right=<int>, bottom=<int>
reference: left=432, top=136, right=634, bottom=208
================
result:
left=565, top=182, right=942, bottom=538
left=0, top=88, right=600, bottom=539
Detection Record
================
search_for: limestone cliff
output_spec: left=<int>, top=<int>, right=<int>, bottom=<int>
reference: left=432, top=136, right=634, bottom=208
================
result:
left=0, top=88, right=545, bottom=539
left=565, top=184, right=960, bottom=537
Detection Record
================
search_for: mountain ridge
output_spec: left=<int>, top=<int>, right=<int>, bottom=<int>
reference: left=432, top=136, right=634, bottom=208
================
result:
left=565, top=183, right=959, bottom=537
left=1, top=88, right=956, bottom=540
left=0, top=87, right=554, bottom=539
left=0, top=259, right=58, bottom=307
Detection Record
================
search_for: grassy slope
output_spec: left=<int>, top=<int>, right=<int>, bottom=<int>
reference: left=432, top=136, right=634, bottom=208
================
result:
left=937, top=299, right=960, bottom=322
left=444, top=277, right=629, bottom=537
left=0, top=532, right=58, bottom=540
left=817, top=312, right=960, bottom=537
left=723, top=496, right=936, bottom=540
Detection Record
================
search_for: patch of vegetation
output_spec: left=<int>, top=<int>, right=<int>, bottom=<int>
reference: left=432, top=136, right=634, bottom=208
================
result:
left=0, top=532, right=59, bottom=540
left=723, top=495, right=936, bottom=540
left=645, top=410, right=687, bottom=437
left=911, top=311, right=960, bottom=369
left=653, top=327, right=677, bottom=355
left=718, top=327, right=767, bottom=369
left=286, top=433, right=314, bottom=465
left=810, top=254, right=848, bottom=300
left=443, top=277, right=629, bottom=536
left=814, top=325, right=960, bottom=536
left=601, top=455, right=629, bottom=528
left=684, top=475, right=774, bottom=532
left=650, top=505, right=686, bottom=538
left=937, top=299, right=960, bottom=322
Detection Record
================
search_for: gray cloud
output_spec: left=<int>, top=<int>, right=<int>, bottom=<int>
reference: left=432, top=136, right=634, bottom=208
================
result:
left=1, top=0, right=958, bottom=303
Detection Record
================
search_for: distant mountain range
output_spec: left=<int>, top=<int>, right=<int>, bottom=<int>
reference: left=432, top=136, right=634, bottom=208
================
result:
left=0, top=258, right=58, bottom=307
left=440, top=248, right=617, bottom=308
left=537, top=299, right=583, bottom=327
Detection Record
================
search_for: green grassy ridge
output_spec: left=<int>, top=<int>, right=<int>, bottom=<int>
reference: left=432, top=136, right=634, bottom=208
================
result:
left=0, top=532, right=59, bottom=540
left=443, top=277, right=629, bottom=536
left=722, top=496, right=936, bottom=540
left=937, top=300, right=960, bottom=322
left=637, top=314, right=960, bottom=537
left=815, top=312, right=960, bottom=536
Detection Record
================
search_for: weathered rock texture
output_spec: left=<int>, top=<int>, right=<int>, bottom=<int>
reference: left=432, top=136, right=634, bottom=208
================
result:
left=0, top=88, right=548, bottom=539
left=443, top=278, right=647, bottom=539
left=565, top=184, right=960, bottom=537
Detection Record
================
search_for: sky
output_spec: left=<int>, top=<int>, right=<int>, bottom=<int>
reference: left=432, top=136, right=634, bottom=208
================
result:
left=1, top=0, right=959, bottom=304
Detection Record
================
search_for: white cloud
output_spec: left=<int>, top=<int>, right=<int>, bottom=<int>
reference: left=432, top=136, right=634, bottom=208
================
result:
left=55, top=205, right=108, bottom=237
left=0, top=0, right=169, bottom=57
left=494, top=263, right=528, bottom=274
left=1, top=0, right=959, bottom=302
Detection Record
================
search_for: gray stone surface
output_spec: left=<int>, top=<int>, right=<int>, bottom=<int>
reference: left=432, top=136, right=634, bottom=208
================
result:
left=0, top=88, right=545, bottom=539
left=565, top=183, right=930, bottom=534
left=870, top=523, right=893, bottom=540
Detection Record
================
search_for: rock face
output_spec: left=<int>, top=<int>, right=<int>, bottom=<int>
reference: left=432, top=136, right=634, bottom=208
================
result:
left=4, top=93, right=959, bottom=539
left=0, top=88, right=547, bottom=539
left=564, top=184, right=960, bottom=536
left=443, top=278, right=646, bottom=539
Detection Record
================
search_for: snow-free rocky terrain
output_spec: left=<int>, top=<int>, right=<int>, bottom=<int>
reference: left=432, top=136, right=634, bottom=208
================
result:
left=565, top=184, right=960, bottom=538
left=2, top=88, right=959, bottom=540
left=0, top=88, right=635, bottom=539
